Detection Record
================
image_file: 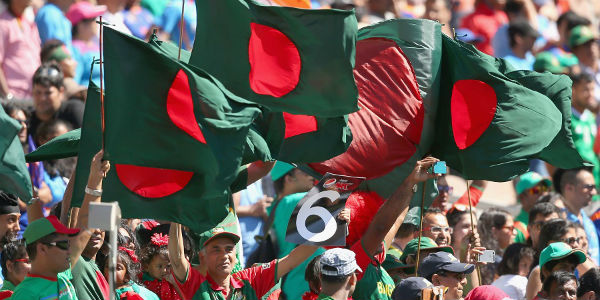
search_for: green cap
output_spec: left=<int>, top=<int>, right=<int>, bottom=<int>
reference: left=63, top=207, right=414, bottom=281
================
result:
left=399, top=237, right=454, bottom=263
left=539, top=242, right=586, bottom=269
left=198, top=226, right=241, bottom=248
left=23, top=215, right=80, bottom=245
left=382, top=254, right=415, bottom=274
left=270, top=161, right=295, bottom=181
left=533, top=52, right=567, bottom=74
left=569, top=25, right=597, bottom=48
left=515, top=172, right=552, bottom=195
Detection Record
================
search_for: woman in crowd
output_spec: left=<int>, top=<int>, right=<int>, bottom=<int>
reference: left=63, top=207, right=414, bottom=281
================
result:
left=492, top=243, right=536, bottom=300
left=478, top=208, right=516, bottom=284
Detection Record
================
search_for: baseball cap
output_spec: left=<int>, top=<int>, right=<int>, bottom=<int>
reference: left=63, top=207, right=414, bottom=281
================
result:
left=391, top=277, right=433, bottom=300
left=515, top=172, right=552, bottom=195
left=399, top=237, right=454, bottom=264
left=320, top=248, right=362, bottom=276
left=569, top=25, right=597, bottom=48
left=418, top=251, right=475, bottom=279
left=539, top=242, right=586, bottom=269
left=270, top=161, right=295, bottom=181
left=199, top=226, right=241, bottom=248
left=66, top=2, right=107, bottom=26
left=533, top=52, right=567, bottom=74
left=23, top=216, right=80, bottom=245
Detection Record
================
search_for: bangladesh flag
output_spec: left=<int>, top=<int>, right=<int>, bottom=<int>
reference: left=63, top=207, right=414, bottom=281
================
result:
left=102, top=28, right=261, bottom=232
left=0, top=106, right=32, bottom=202
left=191, top=0, right=359, bottom=117
left=432, top=35, right=568, bottom=181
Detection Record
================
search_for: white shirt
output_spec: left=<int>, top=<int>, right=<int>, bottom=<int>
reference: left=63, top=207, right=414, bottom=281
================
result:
left=492, top=274, right=528, bottom=300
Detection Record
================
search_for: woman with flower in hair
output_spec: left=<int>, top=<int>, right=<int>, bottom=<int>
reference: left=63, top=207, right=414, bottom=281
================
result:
left=140, top=233, right=181, bottom=300
left=105, top=247, right=156, bottom=300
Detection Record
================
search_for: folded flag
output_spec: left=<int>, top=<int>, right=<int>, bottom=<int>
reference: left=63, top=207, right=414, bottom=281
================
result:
left=0, top=106, right=32, bottom=202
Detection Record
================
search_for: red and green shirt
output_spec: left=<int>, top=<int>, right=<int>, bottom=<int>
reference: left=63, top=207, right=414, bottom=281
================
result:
left=351, top=241, right=395, bottom=300
left=10, top=270, right=78, bottom=300
left=174, top=259, right=279, bottom=300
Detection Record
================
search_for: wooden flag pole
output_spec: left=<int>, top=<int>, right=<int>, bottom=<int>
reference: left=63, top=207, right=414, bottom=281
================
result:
left=467, top=181, right=482, bottom=286
left=414, top=181, right=427, bottom=276
left=99, top=16, right=105, bottom=152
left=178, top=0, right=185, bottom=61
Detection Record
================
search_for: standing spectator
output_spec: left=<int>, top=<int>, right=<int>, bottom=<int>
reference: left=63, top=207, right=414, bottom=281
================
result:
left=478, top=208, right=516, bottom=285
left=98, top=0, right=132, bottom=35
left=558, top=167, right=600, bottom=264
left=29, top=63, right=84, bottom=140
left=317, top=248, right=361, bottom=300
left=504, top=19, right=540, bottom=70
left=66, top=1, right=105, bottom=86
left=492, top=243, right=535, bottom=300
left=513, top=172, right=552, bottom=244
left=0, top=0, right=41, bottom=100
left=460, top=0, right=509, bottom=55
left=570, top=26, right=600, bottom=103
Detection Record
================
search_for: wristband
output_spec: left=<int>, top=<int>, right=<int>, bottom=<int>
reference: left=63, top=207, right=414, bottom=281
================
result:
left=85, top=187, right=102, bottom=197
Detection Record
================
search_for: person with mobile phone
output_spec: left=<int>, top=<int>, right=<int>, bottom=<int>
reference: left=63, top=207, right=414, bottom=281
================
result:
left=419, top=252, right=475, bottom=300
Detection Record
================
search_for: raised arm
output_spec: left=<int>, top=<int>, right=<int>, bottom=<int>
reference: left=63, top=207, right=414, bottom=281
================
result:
left=246, top=161, right=275, bottom=186
left=276, top=244, right=320, bottom=281
left=169, top=222, right=189, bottom=282
left=361, top=157, right=440, bottom=256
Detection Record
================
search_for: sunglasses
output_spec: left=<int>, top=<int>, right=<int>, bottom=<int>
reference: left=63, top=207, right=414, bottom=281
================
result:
left=580, top=184, right=596, bottom=191
left=563, top=237, right=581, bottom=245
left=438, top=186, right=454, bottom=193
left=13, top=258, right=30, bottom=263
left=527, top=185, right=551, bottom=195
left=44, top=240, right=69, bottom=251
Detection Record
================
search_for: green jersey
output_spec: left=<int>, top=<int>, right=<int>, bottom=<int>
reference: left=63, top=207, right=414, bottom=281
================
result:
left=571, top=108, right=600, bottom=183
left=71, top=256, right=109, bottom=300
left=10, top=269, right=78, bottom=300
left=351, top=241, right=395, bottom=300
left=0, top=280, right=16, bottom=291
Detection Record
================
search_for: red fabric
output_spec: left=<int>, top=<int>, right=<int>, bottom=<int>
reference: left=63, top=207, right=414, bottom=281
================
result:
left=283, top=112, right=318, bottom=138
left=459, top=2, right=508, bottom=55
left=302, top=292, right=353, bottom=300
left=46, top=215, right=80, bottom=235
left=450, top=186, right=483, bottom=212
left=344, top=191, right=385, bottom=247
left=143, top=278, right=181, bottom=300
left=351, top=241, right=385, bottom=281
left=167, top=69, right=207, bottom=144
left=172, top=267, right=206, bottom=300
left=248, top=22, right=301, bottom=97
left=308, top=37, right=424, bottom=179
left=595, top=125, right=600, bottom=155
left=464, top=285, right=510, bottom=300
left=115, top=164, right=193, bottom=198
left=95, top=270, right=110, bottom=300
left=120, top=291, right=144, bottom=300
left=0, top=290, right=12, bottom=300
left=232, top=260, right=277, bottom=299
left=451, top=80, right=497, bottom=149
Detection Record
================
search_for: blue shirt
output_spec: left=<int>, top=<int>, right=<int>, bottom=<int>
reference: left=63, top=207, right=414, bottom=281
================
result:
left=238, top=180, right=265, bottom=267
left=156, top=0, right=196, bottom=50
left=503, top=52, right=535, bottom=71
left=567, top=208, right=600, bottom=264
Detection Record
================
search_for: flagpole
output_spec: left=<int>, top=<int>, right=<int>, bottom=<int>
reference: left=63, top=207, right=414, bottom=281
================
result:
left=414, top=181, right=426, bottom=276
left=466, top=180, right=482, bottom=286
left=178, top=0, right=185, bottom=61
left=99, top=17, right=105, bottom=152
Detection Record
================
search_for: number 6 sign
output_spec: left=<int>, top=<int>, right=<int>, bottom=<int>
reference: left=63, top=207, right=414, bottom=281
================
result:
left=286, top=173, right=365, bottom=246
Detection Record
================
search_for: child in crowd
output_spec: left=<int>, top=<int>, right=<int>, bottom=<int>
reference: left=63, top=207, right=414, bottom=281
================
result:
left=106, top=247, right=145, bottom=300
left=140, top=233, right=181, bottom=300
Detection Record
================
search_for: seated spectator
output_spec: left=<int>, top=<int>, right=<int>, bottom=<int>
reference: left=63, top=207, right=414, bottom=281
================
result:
left=29, top=63, right=84, bottom=139
left=478, top=208, right=515, bottom=284
left=514, top=172, right=552, bottom=244
left=67, top=1, right=105, bottom=86
left=0, top=0, right=41, bottom=100
left=574, top=223, right=590, bottom=258
left=492, top=243, right=535, bottom=300
left=419, top=251, right=475, bottom=300
left=40, top=40, right=86, bottom=101
left=391, top=277, right=434, bottom=300
left=577, top=267, right=600, bottom=300
left=503, top=18, right=539, bottom=70
left=539, top=271, right=578, bottom=300
left=0, top=240, right=30, bottom=296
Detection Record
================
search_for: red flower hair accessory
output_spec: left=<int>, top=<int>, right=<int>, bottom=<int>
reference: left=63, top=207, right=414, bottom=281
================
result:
left=150, top=233, right=169, bottom=246
left=141, top=220, right=159, bottom=230
left=118, top=247, right=139, bottom=263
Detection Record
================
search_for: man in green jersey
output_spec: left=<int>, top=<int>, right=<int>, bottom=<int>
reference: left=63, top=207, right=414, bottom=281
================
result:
left=316, top=248, right=361, bottom=300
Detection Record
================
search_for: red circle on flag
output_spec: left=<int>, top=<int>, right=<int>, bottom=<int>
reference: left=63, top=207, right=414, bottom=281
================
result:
left=166, top=70, right=207, bottom=144
left=115, top=164, right=194, bottom=198
left=451, top=79, right=497, bottom=150
left=248, top=22, right=301, bottom=98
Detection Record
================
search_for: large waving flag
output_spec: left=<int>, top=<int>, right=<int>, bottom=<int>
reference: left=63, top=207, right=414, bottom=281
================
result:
left=102, top=28, right=260, bottom=232
left=0, top=106, right=32, bottom=202
left=191, top=0, right=359, bottom=117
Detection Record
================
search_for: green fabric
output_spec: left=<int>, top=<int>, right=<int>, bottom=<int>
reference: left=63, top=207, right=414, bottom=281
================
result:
left=432, top=35, right=571, bottom=181
left=539, top=242, right=586, bottom=268
left=571, top=109, right=600, bottom=184
left=23, top=217, right=57, bottom=244
left=191, top=278, right=262, bottom=300
left=269, top=192, right=325, bottom=300
left=102, top=27, right=260, bottom=233
left=71, top=80, right=102, bottom=208
left=140, top=0, right=169, bottom=17
left=131, top=282, right=160, bottom=300
left=317, top=295, right=335, bottom=300
left=191, top=0, right=359, bottom=117
left=514, top=209, right=529, bottom=244
left=1, top=280, right=16, bottom=291
left=533, top=52, right=566, bottom=74
left=71, top=256, right=105, bottom=300
left=505, top=71, right=588, bottom=170
left=0, top=105, right=32, bottom=202
left=357, top=19, right=442, bottom=199
left=270, top=162, right=294, bottom=181
left=25, top=129, right=80, bottom=162
left=11, top=270, right=77, bottom=300
left=399, top=237, right=453, bottom=263
left=569, top=25, right=596, bottom=48
left=353, top=264, right=395, bottom=300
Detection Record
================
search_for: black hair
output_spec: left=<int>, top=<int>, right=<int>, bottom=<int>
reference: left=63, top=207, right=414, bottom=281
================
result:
left=570, top=72, right=595, bottom=86
left=0, top=191, right=19, bottom=208
left=305, top=254, right=322, bottom=294
left=50, top=201, right=62, bottom=219
left=508, top=18, right=537, bottom=48
left=497, top=243, right=535, bottom=276
left=542, top=271, right=577, bottom=295
left=446, top=208, right=469, bottom=228
left=528, top=202, right=560, bottom=225
left=25, top=232, right=58, bottom=261
left=478, top=208, right=511, bottom=253
left=35, top=119, right=72, bottom=146
left=397, top=223, right=418, bottom=239
left=1, top=103, right=29, bottom=119
left=554, top=167, right=594, bottom=195
left=537, top=219, right=577, bottom=254
left=1, top=240, right=27, bottom=278
left=32, top=63, right=64, bottom=89
left=116, top=248, right=142, bottom=284
left=557, top=11, right=591, bottom=32
left=139, top=238, right=169, bottom=268
left=504, top=0, right=525, bottom=15
left=118, top=220, right=140, bottom=252
left=274, top=170, right=295, bottom=195
left=577, top=267, right=600, bottom=298
left=40, top=39, right=66, bottom=63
